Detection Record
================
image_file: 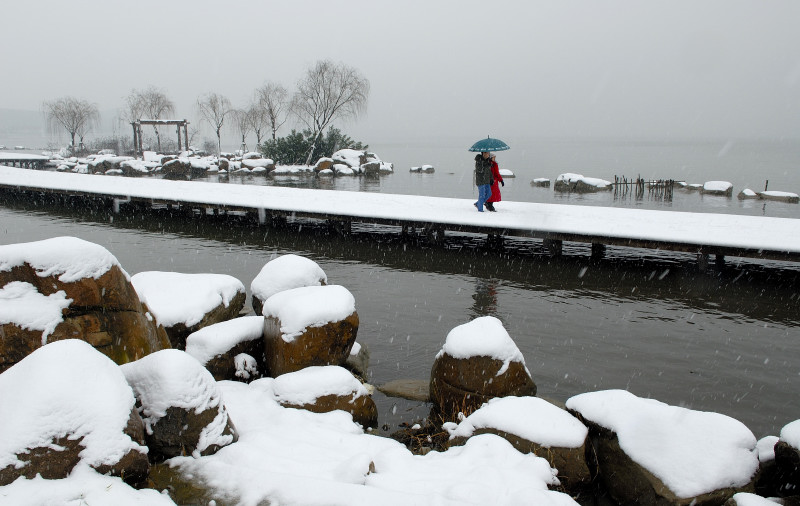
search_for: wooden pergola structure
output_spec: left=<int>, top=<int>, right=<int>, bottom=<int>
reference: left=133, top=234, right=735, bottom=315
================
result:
left=131, top=119, right=189, bottom=155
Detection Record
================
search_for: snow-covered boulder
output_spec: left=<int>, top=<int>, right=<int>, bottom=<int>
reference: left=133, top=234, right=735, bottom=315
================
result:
left=531, top=178, right=551, bottom=187
left=0, top=237, right=170, bottom=373
left=554, top=173, right=612, bottom=193
left=313, top=157, right=334, bottom=172
left=262, top=285, right=358, bottom=376
left=429, top=316, right=537, bottom=421
left=566, top=389, right=759, bottom=505
left=242, top=152, right=261, bottom=160
left=331, top=149, right=392, bottom=176
left=0, top=340, right=150, bottom=486
left=118, top=159, right=151, bottom=176
left=772, top=419, right=800, bottom=496
left=131, top=271, right=246, bottom=350
left=758, top=190, right=799, bottom=204
left=410, top=165, right=435, bottom=173
left=185, top=315, right=265, bottom=381
left=447, top=396, right=590, bottom=491
left=498, top=168, right=515, bottom=178
left=250, top=254, right=327, bottom=315
left=121, top=349, right=238, bottom=460
left=242, top=158, right=275, bottom=171
left=160, top=158, right=192, bottom=179
left=738, top=188, right=759, bottom=200
left=701, top=181, right=734, bottom=196
left=271, top=366, right=378, bottom=428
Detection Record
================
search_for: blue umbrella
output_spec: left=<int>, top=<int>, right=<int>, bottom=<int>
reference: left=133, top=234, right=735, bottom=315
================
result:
left=468, top=136, right=510, bottom=152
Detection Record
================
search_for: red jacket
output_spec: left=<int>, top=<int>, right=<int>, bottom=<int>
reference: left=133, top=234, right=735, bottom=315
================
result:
left=487, top=161, right=503, bottom=203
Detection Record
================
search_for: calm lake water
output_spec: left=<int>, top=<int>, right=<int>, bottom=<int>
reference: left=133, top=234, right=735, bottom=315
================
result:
left=1, top=137, right=799, bottom=438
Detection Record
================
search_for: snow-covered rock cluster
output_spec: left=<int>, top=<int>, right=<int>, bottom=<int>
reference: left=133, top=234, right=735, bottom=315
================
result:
left=42, top=148, right=394, bottom=179
left=314, top=149, right=394, bottom=176
left=2, top=236, right=800, bottom=505
left=554, top=173, right=613, bottom=193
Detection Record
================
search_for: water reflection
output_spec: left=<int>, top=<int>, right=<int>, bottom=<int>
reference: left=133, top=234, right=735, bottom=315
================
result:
left=469, top=278, right=499, bottom=320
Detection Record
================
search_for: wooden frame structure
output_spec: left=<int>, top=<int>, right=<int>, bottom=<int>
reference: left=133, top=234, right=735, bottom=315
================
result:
left=132, top=119, right=189, bottom=155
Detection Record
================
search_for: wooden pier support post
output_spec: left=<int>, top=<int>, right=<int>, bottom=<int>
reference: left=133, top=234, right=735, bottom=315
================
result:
left=425, top=225, right=445, bottom=244
left=591, top=243, right=606, bottom=259
left=257, top=208, right=266, bottom=225
left=328, top=219, right=352, bottom=236
left=543, top=238, right=563, bottom=256
left=697, top=252, right=710, bottom=272
left=715, top=254, right=725, bottom=268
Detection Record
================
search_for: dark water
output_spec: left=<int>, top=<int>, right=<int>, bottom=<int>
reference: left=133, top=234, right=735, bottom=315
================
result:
left=1, top=186, right=798, bottom=439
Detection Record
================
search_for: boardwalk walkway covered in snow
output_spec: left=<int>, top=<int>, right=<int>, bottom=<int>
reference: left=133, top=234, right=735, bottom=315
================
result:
left=1, top=166, right=799, bottom=267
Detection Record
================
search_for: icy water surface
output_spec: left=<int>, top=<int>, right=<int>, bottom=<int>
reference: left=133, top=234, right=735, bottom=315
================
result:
left=1, top=197, right=798, bottom=439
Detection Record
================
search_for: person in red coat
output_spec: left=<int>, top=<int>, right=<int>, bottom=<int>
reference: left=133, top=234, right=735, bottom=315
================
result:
left=485, top=153, right=504, bottom=212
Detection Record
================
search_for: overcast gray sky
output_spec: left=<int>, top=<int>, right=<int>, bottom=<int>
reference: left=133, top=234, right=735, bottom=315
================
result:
left=3, top=0, right=799, bottom=142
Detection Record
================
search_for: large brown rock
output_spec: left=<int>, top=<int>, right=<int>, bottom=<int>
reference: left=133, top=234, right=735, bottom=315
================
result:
left=185, top=315, right=266, bottom=382
left=0, top=340, right=150, bottom=487
left=162, top=291, right=246, bottom=350
left=250, top=254, right=327, bottom=316
left=447, top=396, right=591, bottom=492
left=430, top=317, right=536, bottom=421
left=0, top=238, right=170, bottom=373
left=263, top=311, right=359, bottom=376
left=774, top=439, right=800, bottom=496
left=131, top=271, right=247, bottom=350
left=430, top=354, right=536, bottom=419
left=121, top=349, right=238, bottom=462
left=261, top=285, right=357, bottom=376
left=566, top=390, right=759, bottom=506
left=273, top=366, right=377, bottom=428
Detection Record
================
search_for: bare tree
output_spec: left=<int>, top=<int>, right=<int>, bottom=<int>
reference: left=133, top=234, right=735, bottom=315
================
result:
left=230, top=108, right=254, bottom=153
left=255, top=82, right=288, bottom=141
left=43, top=97, right=100, bottom=151
left=291, top=60, right=369, bottom=165
left=123, top=87, right=176, bottom=152
left=197, top=93, right=232, bottom=155
left=246, top=103, right=269, bottom=146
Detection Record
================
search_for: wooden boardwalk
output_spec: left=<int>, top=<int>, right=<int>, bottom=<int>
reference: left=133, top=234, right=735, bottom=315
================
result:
left=1, top=166, right=799, bottom=268
left=0, top=152, right=48, bottom=170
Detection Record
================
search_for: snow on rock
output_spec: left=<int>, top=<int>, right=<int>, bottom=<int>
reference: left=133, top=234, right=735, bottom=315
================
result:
left=0, top=236, right=122, bottom=282
left=0, top=340, right=147, bottom=475
left=185, top=315, right=264, bottom=367
left=0, top=465, right=177, bottom=506
left=756, top=435, right=779, bottom=462
left=780, top=419, right=800, bottom=449
left=702, top=180, right=734, bottom=195
left=566, top=389, right=759, bottom=499
left=250, top=254, right=327, bottom=314
left=0, top=281, right=71, bottom=344
left=262, top=285, right=354, bottom=342
left=272, top=164, right=315, bottom=174
left=131, top=271, right=245, bottom=328
left=436, top=316, right=527, bottom=375
left=498, top=168, right=515, bottom=178
left=728, top=493, right=784, bottom=506
left=120, top=349, right=237, bottom=458
left=332, top=149, right=365, bottom=169
left=272, top=365, right=369, bottom=406
left=242, top=158, right=274, bottom=169
left=234, top=353, right=259, bottom=379
left=738, top=188, right=758, bottom=199
left=410, top=165, right=435, bottom=173
left=448, top=396, right=588, bottom=449
left=554, top=173, right=612, bottom=192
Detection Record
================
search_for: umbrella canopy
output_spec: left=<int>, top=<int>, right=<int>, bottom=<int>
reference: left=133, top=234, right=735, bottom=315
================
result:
left=468, top=136, right=510, bottom=152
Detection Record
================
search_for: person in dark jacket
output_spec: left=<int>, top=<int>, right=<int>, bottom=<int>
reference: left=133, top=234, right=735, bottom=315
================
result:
left=485, top=154, right=504, bottom=212
left=474, top=151, right=493, bottom=212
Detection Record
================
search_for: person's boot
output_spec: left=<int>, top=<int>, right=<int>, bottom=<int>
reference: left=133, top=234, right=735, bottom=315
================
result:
left=486, top=202, right=496, bottom=212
